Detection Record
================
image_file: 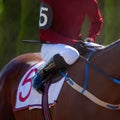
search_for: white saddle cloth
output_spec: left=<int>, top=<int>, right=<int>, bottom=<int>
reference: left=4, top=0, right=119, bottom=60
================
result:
left=14, top=62, right=65, bottom=111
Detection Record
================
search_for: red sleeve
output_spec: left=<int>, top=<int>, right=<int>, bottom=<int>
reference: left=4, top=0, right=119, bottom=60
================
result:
left=87, top=0, right=103, bottom=41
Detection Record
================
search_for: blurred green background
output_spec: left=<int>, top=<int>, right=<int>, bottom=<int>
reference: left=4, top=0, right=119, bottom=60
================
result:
left=0, top=0, right=120, bottom=70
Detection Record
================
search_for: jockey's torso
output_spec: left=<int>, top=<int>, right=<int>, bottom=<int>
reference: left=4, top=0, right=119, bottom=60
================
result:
left=39, top=0, right=103, bottom=45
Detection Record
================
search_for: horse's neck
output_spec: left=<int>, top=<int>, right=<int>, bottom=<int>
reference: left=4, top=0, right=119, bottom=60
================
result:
left=92, top=40, right=120, bottom=78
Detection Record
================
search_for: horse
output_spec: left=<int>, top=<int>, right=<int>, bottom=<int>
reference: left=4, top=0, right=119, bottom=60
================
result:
left=0, top=39, right=120, bottom=120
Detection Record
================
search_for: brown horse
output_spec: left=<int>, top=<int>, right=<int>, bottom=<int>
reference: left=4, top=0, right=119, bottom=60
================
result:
left=0, top=39, right=120, bottom=120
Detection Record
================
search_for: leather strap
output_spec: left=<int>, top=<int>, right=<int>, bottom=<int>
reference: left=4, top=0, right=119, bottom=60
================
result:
left=42, top=78, right=52, bottom=120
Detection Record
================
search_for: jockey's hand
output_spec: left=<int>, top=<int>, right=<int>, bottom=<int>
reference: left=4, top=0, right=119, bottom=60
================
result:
left=84, top=37, right=94, bottom=42
left=72, top=40, right=86, bottom=54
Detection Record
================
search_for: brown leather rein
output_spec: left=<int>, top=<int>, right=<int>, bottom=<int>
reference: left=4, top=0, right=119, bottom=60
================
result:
left=42, top=79, right=52, bottom=120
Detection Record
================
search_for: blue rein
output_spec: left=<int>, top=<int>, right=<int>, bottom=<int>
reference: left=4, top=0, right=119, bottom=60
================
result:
left=81, top=52, right=120, bottom=93
left=81, top=52, right=94, bottom=93
left=61, top=51, right=120, bottom=94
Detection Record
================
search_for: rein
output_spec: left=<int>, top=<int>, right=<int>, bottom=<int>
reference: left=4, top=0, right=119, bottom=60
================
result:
left=42, top=79, right=52, bottom=120
left=61, top=51, right=120, bottom=110
left=79, top=52, right=120, bottom=85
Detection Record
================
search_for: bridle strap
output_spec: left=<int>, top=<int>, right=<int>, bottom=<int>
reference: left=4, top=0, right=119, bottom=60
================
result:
left=79, top=52, right=120, bottom=85
left=81, top=51, right=94, bottom=93
left=60, top=51, right=120, bottom=110
left=60, top=72, right=120, bottom=110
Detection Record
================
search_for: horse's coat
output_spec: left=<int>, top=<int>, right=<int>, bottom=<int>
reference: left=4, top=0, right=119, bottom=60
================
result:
left=0, top=40, right=120, bottom=120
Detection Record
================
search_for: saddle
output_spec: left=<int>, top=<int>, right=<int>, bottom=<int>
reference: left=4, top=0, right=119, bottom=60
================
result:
left=41, top=41, right=105, bottom=92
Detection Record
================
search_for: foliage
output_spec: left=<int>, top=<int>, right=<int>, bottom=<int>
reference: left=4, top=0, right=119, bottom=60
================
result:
left=0, top=0, right=21, bottom=69
left=0, top=0, right=40, bottom=70
left=16, top=0, right=40, bottom=55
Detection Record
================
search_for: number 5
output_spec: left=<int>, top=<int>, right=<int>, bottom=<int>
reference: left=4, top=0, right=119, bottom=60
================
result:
left=39, top=6, right=48, bottom=27
left=39, top=3, right=53, bottom=29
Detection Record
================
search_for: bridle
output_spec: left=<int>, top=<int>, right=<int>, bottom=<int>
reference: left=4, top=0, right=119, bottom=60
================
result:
left=79, top=51, right=120, bottom=87
left=61, top=51, right=120, bottom=110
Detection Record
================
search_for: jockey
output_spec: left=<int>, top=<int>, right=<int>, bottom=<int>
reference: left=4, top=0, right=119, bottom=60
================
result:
left=32, top=0, right=103, bottom=93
